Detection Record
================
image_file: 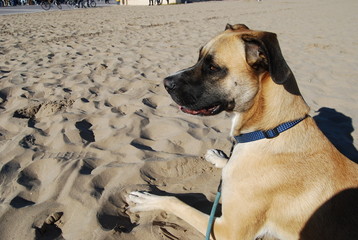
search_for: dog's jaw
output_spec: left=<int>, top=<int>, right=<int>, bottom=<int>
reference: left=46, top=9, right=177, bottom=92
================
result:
left=179, top=103, right=227, bottom=116
left=180, top=105, right=221, bottom=116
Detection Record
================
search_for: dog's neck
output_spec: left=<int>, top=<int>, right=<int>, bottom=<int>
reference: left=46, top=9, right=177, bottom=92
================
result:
left=230, top=74, right=310, bottom=137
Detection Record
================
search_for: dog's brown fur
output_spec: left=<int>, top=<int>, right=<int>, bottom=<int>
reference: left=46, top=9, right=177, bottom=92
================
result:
left=127, top=24, right=358, bottom=240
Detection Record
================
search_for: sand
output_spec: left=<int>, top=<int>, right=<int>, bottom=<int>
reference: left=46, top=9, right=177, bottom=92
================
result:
left=0, top=0, right=357, bottom=239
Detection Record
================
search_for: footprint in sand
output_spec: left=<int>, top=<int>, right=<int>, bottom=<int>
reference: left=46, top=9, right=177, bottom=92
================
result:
left=152, top=220, right=204, bottom=240
left=34, top=212, right=63, bottom=239
left=0, top=87, right=12, bottom=107
left=0, top=68, right=11, bottom=84
left=75, top=119, right=95, bottom=145
left=79, top=158, right=97, bottom=175
left=20, top=86, right=35, bottom=98
left=10, top=196, right=35, bottom=209
left=17, top=168, right=41, bottom=191
left=90, top=171, right=112, bottom=200
left=19, top=134, right=36, bottom=149
left=142, top=98, right=157, bottom=109
left=139, top=156, right=216, bottom=188
left=0, top=160, right=21, bottom=184
left=97, top=187, right=138, bottom=234
left=21, top=86, right=45, bottom=99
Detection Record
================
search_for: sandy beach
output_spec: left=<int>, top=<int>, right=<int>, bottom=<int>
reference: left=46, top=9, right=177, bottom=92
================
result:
left=0, top=0, right=357, bottom=239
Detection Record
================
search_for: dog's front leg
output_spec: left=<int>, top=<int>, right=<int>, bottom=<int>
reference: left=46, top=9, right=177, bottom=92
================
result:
left=127, top=191, right=213, bottom=238
left=205, top=149, right=229, bottom=168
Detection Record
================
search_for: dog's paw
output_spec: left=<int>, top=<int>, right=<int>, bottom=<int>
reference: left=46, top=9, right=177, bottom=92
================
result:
left=205, top=149, right=228, bottom=168
left=126, top=191, right=168, bottom=213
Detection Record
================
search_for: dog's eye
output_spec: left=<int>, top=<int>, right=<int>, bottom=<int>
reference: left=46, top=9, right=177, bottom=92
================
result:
left=209, top=64, right=220, bottom=72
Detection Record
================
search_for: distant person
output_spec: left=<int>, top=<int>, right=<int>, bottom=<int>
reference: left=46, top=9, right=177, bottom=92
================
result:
left=76, top=0, right=85, bottom=7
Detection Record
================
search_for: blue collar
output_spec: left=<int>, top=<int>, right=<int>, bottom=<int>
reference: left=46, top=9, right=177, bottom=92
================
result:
left=234, top=115, right=308, bottom=144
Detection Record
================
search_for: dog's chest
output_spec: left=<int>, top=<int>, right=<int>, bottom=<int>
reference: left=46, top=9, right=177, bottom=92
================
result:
left=221, top=145, right=249, bottom=183
left=221, top=143, right=269, bottom=189
left=223, top=143, right=255, bottom=174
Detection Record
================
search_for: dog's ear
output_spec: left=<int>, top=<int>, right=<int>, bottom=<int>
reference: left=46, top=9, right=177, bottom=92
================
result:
left=242, top=32, right=294, bottom=85
left=242, top=36, right=268, bottom=72
left=225, top=23, right=250, bottom=31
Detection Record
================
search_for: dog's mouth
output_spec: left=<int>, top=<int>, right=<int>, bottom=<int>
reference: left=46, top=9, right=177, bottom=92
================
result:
left=179, top=104, right=223, bottom=116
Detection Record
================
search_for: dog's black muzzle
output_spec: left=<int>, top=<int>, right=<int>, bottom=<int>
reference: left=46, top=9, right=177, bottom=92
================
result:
left=163, top=69, right=201, bottom=107
left=163, top=75, right=177, bottom=93
left=163, top=70, right=230, bottom=116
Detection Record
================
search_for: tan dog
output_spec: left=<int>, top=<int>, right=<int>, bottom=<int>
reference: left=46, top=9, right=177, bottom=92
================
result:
left=127, top=24, right=358, bottom=240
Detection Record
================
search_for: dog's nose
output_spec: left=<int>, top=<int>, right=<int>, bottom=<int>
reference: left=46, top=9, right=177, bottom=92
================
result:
left=163, top=76, right=176, bottom=91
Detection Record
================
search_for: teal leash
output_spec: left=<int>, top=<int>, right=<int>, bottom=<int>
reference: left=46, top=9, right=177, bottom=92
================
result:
left=205, top=180, right=222, bottom=240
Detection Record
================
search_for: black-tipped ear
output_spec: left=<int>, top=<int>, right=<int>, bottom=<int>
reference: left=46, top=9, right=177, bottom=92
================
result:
left=242, top=32, right=294, bottom=85
left=225, top=23, right=250, bottom=31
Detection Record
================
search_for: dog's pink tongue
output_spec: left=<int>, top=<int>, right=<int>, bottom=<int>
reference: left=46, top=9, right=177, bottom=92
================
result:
left=179, top=106, right=213, bottom=116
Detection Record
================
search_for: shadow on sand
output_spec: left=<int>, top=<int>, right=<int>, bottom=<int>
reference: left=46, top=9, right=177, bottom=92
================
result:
left=313, top=107, right=358, bottom=163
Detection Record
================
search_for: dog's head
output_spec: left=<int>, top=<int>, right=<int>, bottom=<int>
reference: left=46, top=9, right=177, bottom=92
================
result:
left=163, top=24, right=297, bottom=116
